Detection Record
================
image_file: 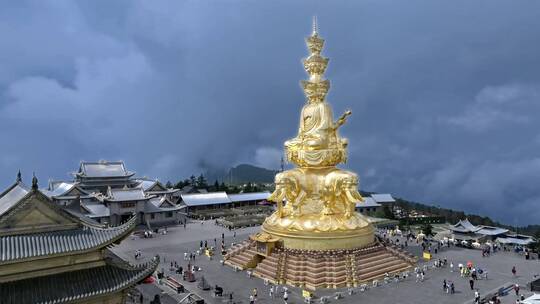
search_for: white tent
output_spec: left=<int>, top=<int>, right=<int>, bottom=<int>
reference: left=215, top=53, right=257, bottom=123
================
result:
left=522, top=293, right=540, bottom=304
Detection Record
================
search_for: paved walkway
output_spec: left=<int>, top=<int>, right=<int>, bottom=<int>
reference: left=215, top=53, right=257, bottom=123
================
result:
left=114, top=221, right=540, bottom=304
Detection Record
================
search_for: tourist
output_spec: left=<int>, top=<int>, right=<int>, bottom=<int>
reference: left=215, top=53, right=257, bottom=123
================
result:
left=514, top=284, right=520, bottom=296
left=249, top=294, right=255, bottom=304
left=151, top=295, right=161, bottom=304
left=512, top=266, right=517, bottom=277
left=252, top=288, right=258, bottom=300
left=469, top=278, right=475, bottom=290
left=283, top=290, right=288, bottom=303
left=474, top=290, right=480, bottom=303
left=450, top=281, right=455, bottom=294
left=443, top=279, right=447, bottom=292
left=234, top=231, right=236, bottom=238
left=269, top=285, right=274, bottom=298
left=420, top=270, right=425, bottom=282
left=450, top=262, right=454, bottom=272
left=139, top=293, right=144, bottom=303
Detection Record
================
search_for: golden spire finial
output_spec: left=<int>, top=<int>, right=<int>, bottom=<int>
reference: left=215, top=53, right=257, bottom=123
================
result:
left=312, top=16, right=318, bottom=36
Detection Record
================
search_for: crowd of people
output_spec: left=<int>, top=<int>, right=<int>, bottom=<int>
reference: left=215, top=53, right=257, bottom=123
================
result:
left=132, top=222, right=537, bottom=304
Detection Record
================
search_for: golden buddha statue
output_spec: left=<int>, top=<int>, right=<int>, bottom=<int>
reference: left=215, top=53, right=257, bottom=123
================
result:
left=224, top=20, right=415, bottom=288
left=264, top=18, right=374, bottom=251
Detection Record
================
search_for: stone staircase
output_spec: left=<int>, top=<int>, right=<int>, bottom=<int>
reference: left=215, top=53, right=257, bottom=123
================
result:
left=226, top=240, right=417, bottom=290
left=252, top=251, right=281, bottom=282
left=223, top=240, right=259, bottom=270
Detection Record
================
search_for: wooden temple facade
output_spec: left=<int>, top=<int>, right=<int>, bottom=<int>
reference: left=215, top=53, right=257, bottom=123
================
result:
left=0, top=173, right=158, bottom=304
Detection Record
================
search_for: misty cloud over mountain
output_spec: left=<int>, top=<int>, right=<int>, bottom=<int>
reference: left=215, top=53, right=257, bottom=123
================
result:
left=1, top=1, right=540, bottom=224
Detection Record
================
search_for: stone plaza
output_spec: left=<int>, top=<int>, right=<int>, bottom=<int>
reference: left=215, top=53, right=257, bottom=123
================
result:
left=114, top=221, right=540, bottom=304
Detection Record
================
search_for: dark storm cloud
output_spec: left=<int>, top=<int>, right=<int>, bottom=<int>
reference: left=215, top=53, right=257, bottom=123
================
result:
left=1, top=1, right=539, bottom=224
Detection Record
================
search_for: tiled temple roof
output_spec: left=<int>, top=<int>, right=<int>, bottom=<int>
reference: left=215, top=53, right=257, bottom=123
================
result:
left=0, top=182, right=30, bottom=217
left=0, top=216, right=136, bottom=263
left=145, top=197, right=185, bottom=213
left=76, top=161, right=134, bottom=178
left=0, top=256, right=159, bottom=304
left=107, top=187, right=149, bottom=202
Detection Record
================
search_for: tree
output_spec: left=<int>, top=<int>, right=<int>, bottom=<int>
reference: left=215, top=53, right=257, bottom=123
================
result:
left=174, top=180, right=186, bottom=189
left=421, top=223, right=434, bottom=237
left=196, top=174, right=208, bottom=189
left=165, top=181, right=172, bottom=188
left=382, top=205, right=395, bottom=219
left=189, top=175, right=196, bottom=186
left=212, top=180, right=219, bottom=191
left=528, top=230, right=540, bottom=253
left=244, top=182, right=253, bottom=193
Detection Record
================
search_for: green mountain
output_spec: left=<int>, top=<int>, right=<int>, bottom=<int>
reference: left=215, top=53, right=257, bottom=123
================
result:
left=226, top=164, right=278, bottom=184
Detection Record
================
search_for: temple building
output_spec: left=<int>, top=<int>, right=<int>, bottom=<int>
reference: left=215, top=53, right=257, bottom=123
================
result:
left=74, top=161, right=139, bottom=193
left=0, top=173, right=158, bottom=303
left=45, top=160, right=185, bottom=227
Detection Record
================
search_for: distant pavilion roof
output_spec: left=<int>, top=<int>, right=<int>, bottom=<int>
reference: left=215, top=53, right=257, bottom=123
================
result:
left=180, top=192, right=231, bottom=207
left=0, top=256, right=159, bottom=304
left=450, top=219, right=509, bottom=236
left=476, top=226, right=509, bottom=236
left=0, top=216, right=137, bottom=263
left=496, top=236, right=534, bottom=246
left=371, top=194, right=396, bottom=203
left=76, top=161, right=134, bottom=178
left=228, top=192, right=270, bottom=202
left=356, top=196, right=381, bottom=208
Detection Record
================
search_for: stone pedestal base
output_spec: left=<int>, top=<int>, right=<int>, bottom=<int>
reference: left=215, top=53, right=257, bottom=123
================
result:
left=224, top=237, right=417, bottom=290
left=262, top=222, right=374, bottom=251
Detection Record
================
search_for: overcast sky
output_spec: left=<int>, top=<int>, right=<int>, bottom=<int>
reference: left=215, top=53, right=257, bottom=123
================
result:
left=1, top=1, right=540, bottom=225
